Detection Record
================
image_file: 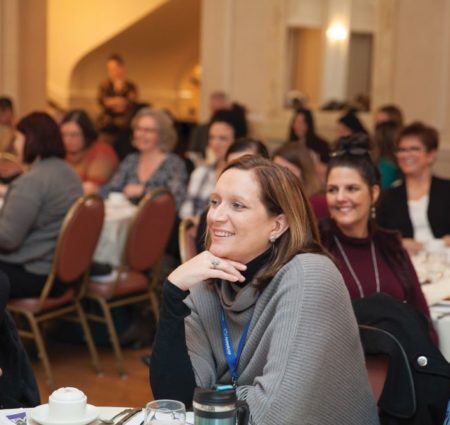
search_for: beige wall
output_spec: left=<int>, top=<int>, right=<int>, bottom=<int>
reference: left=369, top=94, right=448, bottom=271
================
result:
left=0, top=0, right=46, bottom=117
left=47, top=0, right=167, bottom=106
left=372, top=0, right=450, bottom=155
left=19, top=0, right=47, bottom=115
left=201, top=0, right=288, bottom=138
left=70, top=0, right=200, bottom=120
left=293, top=28, right=323, bottom=108
left=392, top=0, right=447, bottom=127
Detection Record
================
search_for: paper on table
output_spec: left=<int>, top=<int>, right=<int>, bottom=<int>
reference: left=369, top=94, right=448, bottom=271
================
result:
left=0, top=410, right=26, bottom=425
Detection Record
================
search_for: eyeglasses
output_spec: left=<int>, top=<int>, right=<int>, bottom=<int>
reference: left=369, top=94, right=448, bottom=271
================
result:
left=62, top=131, right=82, bottom=138
left=330, top=147, right=369, bottom=158
left=395, top=146, right=425, bottom=154
left=134, top=126, right=158, bottom=134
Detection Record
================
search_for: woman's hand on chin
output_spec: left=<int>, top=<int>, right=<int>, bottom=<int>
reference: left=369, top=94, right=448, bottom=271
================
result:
left=168, top=251, right=247, bottom=291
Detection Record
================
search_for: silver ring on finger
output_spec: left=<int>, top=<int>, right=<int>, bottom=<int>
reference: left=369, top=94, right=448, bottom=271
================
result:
left=211, top=258, right=220, bottom=269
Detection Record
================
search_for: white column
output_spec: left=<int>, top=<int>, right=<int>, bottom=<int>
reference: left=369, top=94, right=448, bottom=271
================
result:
left=199, top=0, right=235, bottom=121
left=0, top=0, right=19, bottom=107
left=320, top=0, right=351, bottom=105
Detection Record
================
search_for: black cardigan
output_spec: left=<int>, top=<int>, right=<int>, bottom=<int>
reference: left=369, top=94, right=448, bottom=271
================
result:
left=353, top=293, right=450, bottom=425
left=376, top=176, right=450, bottom=239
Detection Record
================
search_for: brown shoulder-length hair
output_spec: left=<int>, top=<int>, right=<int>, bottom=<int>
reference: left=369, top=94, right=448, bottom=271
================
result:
left=206, top=155, right=326, bottom=289
left=16, top=112, right=65, bottom=164
left=272, top=142, right=323, bottom=197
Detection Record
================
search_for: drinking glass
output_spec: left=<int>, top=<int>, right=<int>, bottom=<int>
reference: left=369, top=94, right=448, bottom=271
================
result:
left=411, top=250, right=428, bottom=283
left=426, top=249, right=447, bottom=282
left=144, top=400, right=186, bottom=425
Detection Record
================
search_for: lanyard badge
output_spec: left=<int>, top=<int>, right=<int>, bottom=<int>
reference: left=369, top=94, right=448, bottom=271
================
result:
left=220, top=307, right=252, bottom=388
left=443, top=399, right=450, bottom=425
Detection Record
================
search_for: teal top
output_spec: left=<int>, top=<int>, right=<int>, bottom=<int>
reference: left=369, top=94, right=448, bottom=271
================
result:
left=378, top=158, right=399, bottom=190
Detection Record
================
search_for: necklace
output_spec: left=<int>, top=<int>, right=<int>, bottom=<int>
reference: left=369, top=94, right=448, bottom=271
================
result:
left=333, top=236, right=380, bottom=298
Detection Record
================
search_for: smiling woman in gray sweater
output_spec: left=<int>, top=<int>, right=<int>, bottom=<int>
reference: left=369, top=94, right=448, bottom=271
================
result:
left=150, top=156, right=379, bottom=425
left=0, top=112, right=82, bottom=298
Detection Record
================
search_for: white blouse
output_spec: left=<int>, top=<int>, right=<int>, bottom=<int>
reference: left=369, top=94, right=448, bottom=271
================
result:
left=408, top=195, right=434, bottom=243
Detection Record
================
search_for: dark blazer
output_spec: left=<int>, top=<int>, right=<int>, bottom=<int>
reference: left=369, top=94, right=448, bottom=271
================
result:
left=376, top=176, right=450, bottom=238
left=353, top=294, right=450, bottom=425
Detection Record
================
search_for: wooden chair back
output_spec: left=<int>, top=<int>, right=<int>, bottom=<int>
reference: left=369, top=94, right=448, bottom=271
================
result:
left=179, top=217, right=198, bottom=263
left=122, top=188, right=176, bottom=272
left=39, top=194, right=105, bottom=305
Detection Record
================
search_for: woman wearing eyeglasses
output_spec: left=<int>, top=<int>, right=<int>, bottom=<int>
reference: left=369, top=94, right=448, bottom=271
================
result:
left=376, top=122, right=450, bottom=255
left=101, top=107, right=187, bottom=208
left=319, top=135, right=431, bottom=321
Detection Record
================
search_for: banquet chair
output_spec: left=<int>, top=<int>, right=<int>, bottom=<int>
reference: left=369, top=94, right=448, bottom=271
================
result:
left=7, top=194, right=105, bottom=389
left=84, top=188, right=176, bottom=376
left=178, top=217, right=198, bottom=263
left=365, top=354, right=389, bottom=402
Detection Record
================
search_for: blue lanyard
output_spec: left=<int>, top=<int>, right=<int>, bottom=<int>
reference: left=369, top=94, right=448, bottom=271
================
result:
left=443, top=399, right=450, bottom=425
left=220, top=306, right=252, bottom=388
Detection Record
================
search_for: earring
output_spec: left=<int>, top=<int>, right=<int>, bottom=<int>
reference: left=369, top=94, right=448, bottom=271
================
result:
left=371, top=205, right=376, bottom=220
left=270, top=236, right=277, bottom=243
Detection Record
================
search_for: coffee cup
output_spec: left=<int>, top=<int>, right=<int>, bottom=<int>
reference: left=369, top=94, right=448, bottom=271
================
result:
left=48, top=387, right=87, bottom=421
left=193, top=387, right=249, bottom=425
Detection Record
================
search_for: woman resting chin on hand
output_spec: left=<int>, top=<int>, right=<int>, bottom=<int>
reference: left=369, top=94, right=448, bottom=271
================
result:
left=150, top=156, right=379, bottom=425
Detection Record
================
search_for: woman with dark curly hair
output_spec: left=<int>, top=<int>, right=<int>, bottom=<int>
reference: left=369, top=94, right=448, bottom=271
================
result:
left=320, top=135, right=431, bottom=321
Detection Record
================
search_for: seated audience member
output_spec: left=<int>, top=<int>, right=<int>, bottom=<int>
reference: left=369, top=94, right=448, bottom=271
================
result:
left=225, top=137, right=269, bottom=162
left=101, top=107, right=187, bottom=209
left=288, top=107, right=330, bottom=181
left=194, top=138, right=270, bottom=253
left=180, top=110, right=243, bottom=221
left=0, top=274, right=40, bottom=408
left=272, top=143, right=327, bottom=220
left=0, top=112, right=82, bottom=298
left=97, top=54, right=138, bottom=129
left=376, top=122, right=450, bottom=255
left=150, top=156, right=379, bottom=424
left=61, top=110, right=119, bottom=194
left=337, top=109, right=368, bottom=138
left=0, top=99, right=22, bottom=183
left=373, top=121, right=400, bottom=190
left=188, top=92, right=248, bottom=160
left=320, top=135, right=431, bottom=322
left=188, top=91, right=230, bottom=159
left=0, top=97, right=17, bottom=162
left=0, top=97, right=14, bottom=128
left=374, top=104, right=404, bottom=127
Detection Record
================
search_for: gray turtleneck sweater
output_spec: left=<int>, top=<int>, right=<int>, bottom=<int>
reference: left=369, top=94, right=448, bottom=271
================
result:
left=0, top=158, right=82, bottom=274
left=151, top=253, right=379, bottom=425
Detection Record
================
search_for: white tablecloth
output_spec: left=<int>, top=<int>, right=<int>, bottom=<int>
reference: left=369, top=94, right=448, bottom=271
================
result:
left=412, top=248, right=450, bottom=362
left=413, top=248, right=450, bottom=306
left=0, top=407, right=194, bottom=425
left=93, top=201, right=137, bottom=268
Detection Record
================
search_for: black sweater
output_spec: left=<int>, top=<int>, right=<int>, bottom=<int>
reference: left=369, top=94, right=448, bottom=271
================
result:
left=376, top=176, right=450, bottom=239
left=149, top=250, right=272, bottom=406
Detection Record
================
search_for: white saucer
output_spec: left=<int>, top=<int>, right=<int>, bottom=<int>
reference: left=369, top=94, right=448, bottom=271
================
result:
left=29, top=404, right=99, bottom=425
